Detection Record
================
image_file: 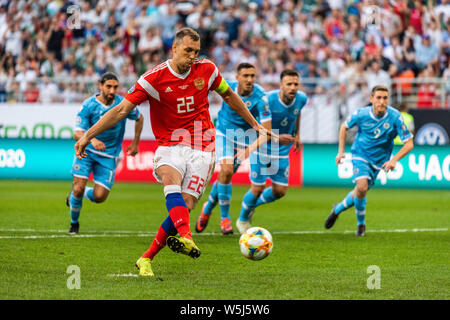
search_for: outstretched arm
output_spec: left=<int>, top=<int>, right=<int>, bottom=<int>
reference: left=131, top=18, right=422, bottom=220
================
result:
left=218, top=86, right=262, bottom=131
left=75, top=98, right=137, bottom=159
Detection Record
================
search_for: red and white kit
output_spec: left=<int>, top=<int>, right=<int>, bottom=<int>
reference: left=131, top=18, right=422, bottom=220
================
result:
left=125, top=59, right=222, bottom=198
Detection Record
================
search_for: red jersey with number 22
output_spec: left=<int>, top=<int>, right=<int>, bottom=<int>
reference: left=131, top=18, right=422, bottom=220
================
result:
left=125, top=59, right=223, bottom=151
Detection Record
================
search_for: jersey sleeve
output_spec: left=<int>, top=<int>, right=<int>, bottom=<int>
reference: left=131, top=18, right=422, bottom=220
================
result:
left=208, top=63, right=223, bottom=92
left=258, top=95, right=272, bottom=123
left=75, top=101, right=91, bottom=132
left=394, top=114, right=413, bottom=142
left=124, top=81, right=149, bottom=106
left=345, top=109, right=360, bottom=129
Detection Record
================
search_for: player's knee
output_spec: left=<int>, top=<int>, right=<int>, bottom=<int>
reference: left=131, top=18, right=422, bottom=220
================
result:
left=219, top=167, right=234, bottom=183
left=182, top=194, right=196, bottom=211
left=250, top=185, right=264, bottom=198
left=272, top=187, right=287, bottom=199
left=93, top=190, right=109, bottom=203
left=355, top=185, right=368, bottom=198
left=72, top=184, right=85, bottom=198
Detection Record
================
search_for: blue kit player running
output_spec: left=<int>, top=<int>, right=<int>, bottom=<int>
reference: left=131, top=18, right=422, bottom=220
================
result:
left=236, top=69, right=307, bottom=234
left=195, top=63, right=272, bottom=235
left=324, top=85, right=414, bottom=236
left=66, top=72, right=144, bottom=234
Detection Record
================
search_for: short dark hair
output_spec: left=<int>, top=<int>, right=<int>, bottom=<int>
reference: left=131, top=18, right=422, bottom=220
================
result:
left=399, top=102, right=408, bottom=111
left=371, top=85, right=389, bottom=96
left=174, top=27, right=200, bottom=44
left=280, top=69, right=299, bottom=81
left=99, top=72, right=118, bottom=84
left=237, top=62, right=255, bottom=73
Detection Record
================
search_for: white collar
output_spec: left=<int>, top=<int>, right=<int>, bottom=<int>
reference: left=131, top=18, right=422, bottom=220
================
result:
left=167, top=59, right=191, bottom=79
left=369, top=107, right=389, bottom=121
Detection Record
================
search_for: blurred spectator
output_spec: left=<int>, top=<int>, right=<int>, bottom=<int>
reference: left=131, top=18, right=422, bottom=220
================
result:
left=24, top=82, right=39, bottom=103
left=365, top=60, right=392, bottom=91
left=39, top=75, right=59, bottom=104
left=417, top=63, right=438, bottom=108
left=15, top=63, right=37, bottom=92
left=327, top=48, right=346, bottom=80
left=0, top=0, right=447, bottom=109
left=138, top=28, right=163, bottom=55
left=432, top=0, right=450, bottom=25
left=414, top=34, right=440, bottom=69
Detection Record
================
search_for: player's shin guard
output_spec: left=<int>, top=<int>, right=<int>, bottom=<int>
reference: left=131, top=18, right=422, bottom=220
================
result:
left=239, top=189, right=258, bottom=222
left=334, top=191, right=355, bottom=214
left=165, top=185, right=192, bottom=240
left=217, top=183, right=232, bottom=220
left=203, top=181, right=218, bottom=215
left=142, top=216, right=177, bottom=260
left=354, top=196, right=367, bottom=226
left=69, top=192, right=82, bottom=223
left=255, top=187, right=277, bottom=207
left=83, top=186, right=96, bottom=202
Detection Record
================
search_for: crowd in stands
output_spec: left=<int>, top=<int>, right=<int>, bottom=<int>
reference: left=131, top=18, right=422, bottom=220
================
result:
left=0, top=0, right=449, bottom=108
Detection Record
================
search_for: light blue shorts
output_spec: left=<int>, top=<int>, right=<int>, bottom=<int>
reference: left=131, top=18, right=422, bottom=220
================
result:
left=71, top=150, right=117, bottom=190
left=352, top=159, right=380, bottom=189
left=249, top=152, right=290, bottom=186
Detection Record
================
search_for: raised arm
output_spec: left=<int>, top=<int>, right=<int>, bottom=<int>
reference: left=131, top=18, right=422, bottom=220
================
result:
left=74, top=98, right=137, bottom=159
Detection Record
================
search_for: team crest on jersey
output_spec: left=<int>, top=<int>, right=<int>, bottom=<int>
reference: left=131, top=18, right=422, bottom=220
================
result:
left=194, top=78, right=205, bottom=90
left=293, top=109, right=299, bottom=115
left=246, top=101, right=252, bottom=107
left=74, top=164, right=81, bottom=171
left=383, top=123, right=390, bottom=129
left=128, top=85, right=135, bottom=94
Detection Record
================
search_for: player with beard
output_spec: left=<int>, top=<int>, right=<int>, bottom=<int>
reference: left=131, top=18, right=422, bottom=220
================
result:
left=66, top=72, right=144, bottom=234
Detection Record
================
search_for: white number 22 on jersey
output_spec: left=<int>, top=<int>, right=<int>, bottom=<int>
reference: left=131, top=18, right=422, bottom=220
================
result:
left=177, top=96, right=195, bottom=113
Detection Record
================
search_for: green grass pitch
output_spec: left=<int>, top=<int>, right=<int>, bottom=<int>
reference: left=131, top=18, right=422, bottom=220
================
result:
left=0, top=180, right=448, bottom=300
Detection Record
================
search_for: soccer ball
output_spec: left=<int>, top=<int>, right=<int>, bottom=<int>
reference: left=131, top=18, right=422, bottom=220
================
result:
left=239, top=227, right=273, bottom=261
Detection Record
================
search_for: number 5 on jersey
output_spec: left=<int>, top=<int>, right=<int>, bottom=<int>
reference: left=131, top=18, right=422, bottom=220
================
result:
left=177, top=96, right=195, bottom=113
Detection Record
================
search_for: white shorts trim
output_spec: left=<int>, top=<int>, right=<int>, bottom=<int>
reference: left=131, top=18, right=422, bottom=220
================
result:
left=354, top=175, right=371, bottom=182
left=250, top=179, right=267, bottom=186
left=73, top=174, right=89, bottom=180
left=270, top=178, right=289, bottom=186
left=153, top=162, right=185, bottom=183
left=93, top=180, right=111, bottom=191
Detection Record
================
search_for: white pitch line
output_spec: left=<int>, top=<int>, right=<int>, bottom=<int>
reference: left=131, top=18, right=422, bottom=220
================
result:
left=0, top=228, right=447, bottom=240
left=107, top=273, right=139, bottom=278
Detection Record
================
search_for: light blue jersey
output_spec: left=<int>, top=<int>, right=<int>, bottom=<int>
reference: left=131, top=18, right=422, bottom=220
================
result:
left=346, top=105, right=413, bottom=168
left=216, top=80, right=270, bottom=146
left=258, top=89, right=307, bottom=157
left=250, top=89, right=307, bottom=186
left=75, top=94, right=140, bottom=158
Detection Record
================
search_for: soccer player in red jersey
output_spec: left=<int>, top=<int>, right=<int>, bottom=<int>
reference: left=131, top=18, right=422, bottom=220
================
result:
left=74, top=28, right=273, bottom=276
